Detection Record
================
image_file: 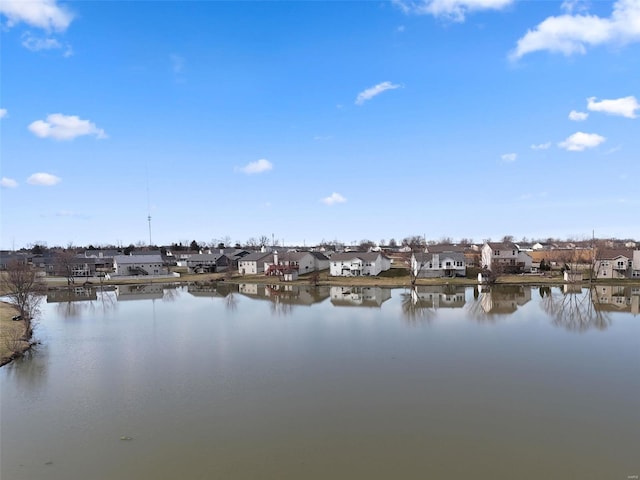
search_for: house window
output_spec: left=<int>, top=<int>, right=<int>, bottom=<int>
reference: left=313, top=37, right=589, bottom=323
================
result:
left=495, top=250, right=500, bottom=255
left=512, top=250, right=515, bottom=255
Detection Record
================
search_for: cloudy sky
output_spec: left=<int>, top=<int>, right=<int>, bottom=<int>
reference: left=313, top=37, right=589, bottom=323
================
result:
left=1, top=0, right=639, bottom=248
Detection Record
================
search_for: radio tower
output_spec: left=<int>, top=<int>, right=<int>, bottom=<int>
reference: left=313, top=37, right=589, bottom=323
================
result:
left=146, top=163, right=153, bottom=246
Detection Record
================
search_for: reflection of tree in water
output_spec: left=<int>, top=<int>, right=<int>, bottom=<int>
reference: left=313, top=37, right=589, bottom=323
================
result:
left=225, top=292, right=238, bottom=311
left=162, top=285, right=180, bottom=302
left=465, top=286, right=505, bottom=324
left=55, top=286, right=116, bottom=319
left=540, top=286, right=612, bottom=333
left=400, top=288, right=437, bottom=326
left=5, top=344, right=49, bottom=394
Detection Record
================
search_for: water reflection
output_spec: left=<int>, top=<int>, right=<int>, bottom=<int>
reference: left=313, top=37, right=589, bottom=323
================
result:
left=115, top=283, right=181, bottom=302
left=237, top=283, right=331, bottom=315
left=401, top=285, right=466, bottom=325
left=539, top=286, right=612, bottom=332
left=330, top=286, right=391, bottom=307
left=3, top=345, right=49, bottom=394
left=47, top=286, right=116, bottom=319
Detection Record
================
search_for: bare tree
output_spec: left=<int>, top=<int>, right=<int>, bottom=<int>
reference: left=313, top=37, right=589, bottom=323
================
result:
left=54, top=250, right=78, bottom=285
left=2, top=260, right=46, bottom=340
left=359, top=239, right=375, bottom=251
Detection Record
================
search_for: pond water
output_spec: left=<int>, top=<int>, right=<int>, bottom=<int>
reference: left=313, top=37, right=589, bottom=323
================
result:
left=1, top=283, right=639, bottom=480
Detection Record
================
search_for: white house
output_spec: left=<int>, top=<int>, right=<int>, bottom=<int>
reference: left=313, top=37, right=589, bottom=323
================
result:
left=112, top=254, right=167, bottom=276
left=411, top=251, right=466, bottom=278
left=329, top=252, right=391, bottom=277
left=481, top=242, right=528, bottom=273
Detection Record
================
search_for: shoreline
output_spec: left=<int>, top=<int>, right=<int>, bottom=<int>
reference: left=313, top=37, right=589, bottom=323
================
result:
left=43, top=270, right=640, bottom=289
left=0, top=301, right=32, bottom=367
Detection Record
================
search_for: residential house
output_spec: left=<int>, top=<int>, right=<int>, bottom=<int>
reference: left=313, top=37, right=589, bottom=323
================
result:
left=112, top=254, right=167, bottom=276
left=594, top=248, right=636, bottom=279
left=329, top=252, right=391, bottom=277
left=264, top=251, right=320, bottom=277
left=408, top=285, right=466, bottom=309
left=186, top=253, right=230, bottom=273
left=411, top=251, right=466, bottom=278
left=481, top=242, right=531, bottom=273
left=238, top=251, right=272, bottom=275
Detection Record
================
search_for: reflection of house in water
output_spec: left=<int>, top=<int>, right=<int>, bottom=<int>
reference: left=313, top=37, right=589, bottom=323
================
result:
left=238, top=284, right=330, bottom=306
left=479, top=285, right=532, bottom=314
left=409, top=285, right=466, bottom=309
left=330, top=286, right=391, bottom=308
left=187, top=282, right=239, bottom=298
left=47, top=287, right=98, bottom=303
left=592, top=285, right=640, bottom=315
left=116, top=284, right=174, bottom=301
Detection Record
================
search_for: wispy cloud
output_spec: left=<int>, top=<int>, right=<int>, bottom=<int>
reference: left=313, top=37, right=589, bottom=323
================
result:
left=21, top=32, right=73, bottom=56
left=0, top=0, right=74, bottom=31
left=313, top=135, right=333, bottom=141
left=510, top=0, right=640, bottom=59
left=321, top=192, right=347, bottom=205
left=501, top=152, right=517, bottom=162
left=0, top=108, right=7, bottom=119
left=393, top=0, right=513, bottom=22
left=530, top=142, right=551, bottom=150
left=587, top=96, right=639, bottom=118
left=558, top=131, right=606, bottom=151
left=27, top=172, right=61, bottom=186
left=28, top=113, right=108, bottom=140
left=237, top=158, right=273, bottom=174
left=568, top=110, right=588, bottom=121
left=355, top=81, right=401, bottom=105
left=1, top=177, right=18, bottom=188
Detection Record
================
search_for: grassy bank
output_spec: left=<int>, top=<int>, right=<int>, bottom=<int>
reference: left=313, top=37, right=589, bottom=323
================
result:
left=0, top=302, right=29, bottom=366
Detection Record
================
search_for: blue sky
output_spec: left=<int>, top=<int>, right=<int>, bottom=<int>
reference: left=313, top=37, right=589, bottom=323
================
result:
left=1, top=0, right=639, bottom=249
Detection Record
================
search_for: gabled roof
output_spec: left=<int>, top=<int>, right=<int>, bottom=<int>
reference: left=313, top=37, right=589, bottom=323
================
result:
left=597, top=248, right=634, bottom=260
left=486, top=242, right=518, bottom=250
left=114, top=254, right=163, bottom=264
left=330, top=252, right=387, bottom=262
left=239, top=251, right=272, bottom=262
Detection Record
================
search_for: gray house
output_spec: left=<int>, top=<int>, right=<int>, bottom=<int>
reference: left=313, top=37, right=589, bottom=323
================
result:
left=112, top=254, right=167, bottom=276
left=186, top=253, right=230, bottom=273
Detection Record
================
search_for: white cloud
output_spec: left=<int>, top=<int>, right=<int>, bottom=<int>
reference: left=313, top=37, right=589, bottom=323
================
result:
left=558, top=131, right=606, bottom=151
left=238, top=158, right=273, bottom=174
left=501, top=152, right=517, bottom=162
left=511, top=0, right=640, bottom=59
left=28, top=113, right=107, bottom=140
left=27, top=172, right=61, bottom=186
left=321, top=192, right=347, bottom=205
left=0, top=108, right=7, bottom=119
left=569, top=110, right=589, bottom=121
left=397, top=25, right=406, bottom=32
left=530, top=142, right=551, bottom=150
left=20, top=32, right=73, bottom=56
left=0, top=0, right=74, bottom=31
left=393, top=0, right=513, bottom=22
left=355, top=81, right=401, bottom=105
left=587, top=95, right=639, bottom=118
left=1, top=177, right=18, bottom=188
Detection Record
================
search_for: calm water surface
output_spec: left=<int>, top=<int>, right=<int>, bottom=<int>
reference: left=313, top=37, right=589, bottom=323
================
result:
left=1, top=283, right=639, bottom=479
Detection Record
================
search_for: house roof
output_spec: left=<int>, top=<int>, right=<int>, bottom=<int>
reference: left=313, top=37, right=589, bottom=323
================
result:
left=414, top=251, right=465, bottom=263
left=597, top=248, right=634, bottom=260
left=486, top=242, right=518, bottom=250
left=239, top=251, right=272, bottom=262
left=330, top=252, right=387, bottom=262
left=114, top=254, right=163, bottom=264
